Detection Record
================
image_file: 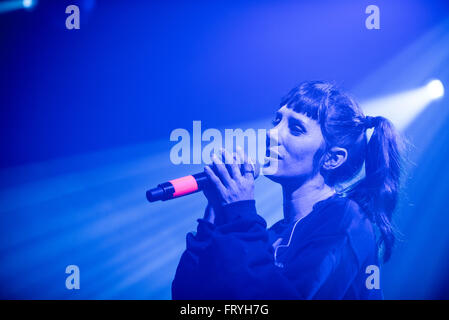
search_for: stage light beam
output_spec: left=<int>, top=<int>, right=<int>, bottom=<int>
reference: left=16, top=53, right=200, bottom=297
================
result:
left=426, top=79, right=445, bottom=100
left=361, top=79, right=446, bottom=131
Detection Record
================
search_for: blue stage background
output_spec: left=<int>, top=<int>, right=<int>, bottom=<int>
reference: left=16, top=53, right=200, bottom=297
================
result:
left=1, top=0, right=449, bottom=299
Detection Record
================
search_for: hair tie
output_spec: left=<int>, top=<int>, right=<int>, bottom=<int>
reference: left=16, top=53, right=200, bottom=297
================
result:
left=364, top=116, right=378, bottom=129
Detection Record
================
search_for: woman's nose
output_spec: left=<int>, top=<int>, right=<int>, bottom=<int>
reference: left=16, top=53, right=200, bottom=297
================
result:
left=266, top=128, right=280, bottom=147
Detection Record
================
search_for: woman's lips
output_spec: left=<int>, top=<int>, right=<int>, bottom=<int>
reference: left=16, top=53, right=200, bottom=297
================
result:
left=263, top=150, right=282, bottom=170
left=265, top=148, right=282, bottom=160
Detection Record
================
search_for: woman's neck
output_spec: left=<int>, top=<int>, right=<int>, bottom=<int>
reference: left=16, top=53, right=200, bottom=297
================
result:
left=282, top=174, right=335, bottom=223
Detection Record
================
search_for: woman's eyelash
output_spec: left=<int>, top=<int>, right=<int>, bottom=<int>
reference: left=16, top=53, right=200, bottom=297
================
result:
left=272, top=118, right=281, bottom=125
left=290, top=125, right=305, bottom=134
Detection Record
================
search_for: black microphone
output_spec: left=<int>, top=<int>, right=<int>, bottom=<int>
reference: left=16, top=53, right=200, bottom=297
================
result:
left=146, top=163, right=260, bottom=202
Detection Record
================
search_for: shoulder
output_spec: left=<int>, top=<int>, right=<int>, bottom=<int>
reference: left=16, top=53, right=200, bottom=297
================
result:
left=317, top=195, right=377, bottom=265
left=315, top=195, right=373, bottom=234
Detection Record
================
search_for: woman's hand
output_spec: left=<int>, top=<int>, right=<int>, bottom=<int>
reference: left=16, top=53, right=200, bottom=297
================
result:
left=203, top=147, right=256, bottom=208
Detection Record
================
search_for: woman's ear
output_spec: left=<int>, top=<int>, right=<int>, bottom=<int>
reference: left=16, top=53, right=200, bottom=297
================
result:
left=322, top=147, right=348, bottom=170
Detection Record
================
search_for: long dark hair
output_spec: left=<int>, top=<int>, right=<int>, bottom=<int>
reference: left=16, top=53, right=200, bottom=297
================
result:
left=280, top=80, right=403, bottom=262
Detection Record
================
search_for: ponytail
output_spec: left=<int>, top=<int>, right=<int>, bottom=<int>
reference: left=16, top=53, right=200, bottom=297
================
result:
left=348, top=116, right=403, bottom=262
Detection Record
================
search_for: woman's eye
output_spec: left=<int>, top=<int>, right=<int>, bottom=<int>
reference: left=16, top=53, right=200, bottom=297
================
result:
left=271, top=118, right=281, bottom=126
left=290, top=125, right=304, bottom=135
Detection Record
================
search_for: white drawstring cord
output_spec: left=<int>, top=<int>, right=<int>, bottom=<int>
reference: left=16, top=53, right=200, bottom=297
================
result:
left=273, top=191, right=337, bottom=267
left=273, top=216, right=305, bottom=267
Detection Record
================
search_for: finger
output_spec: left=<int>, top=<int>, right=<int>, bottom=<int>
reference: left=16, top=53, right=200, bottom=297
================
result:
left=235, top=146, right=245, bottom=165
left=237, top=146, right=256, bottom=179
left=221, top=148, right=241, bottom=179
left=232, top=152, right=244, bottom=177
left=211, top=152, right=233, bottom=187
left=204, top=165, right=226, bottom=195
left=235, top=146, right=245, bottom=176
left=246, top=157, right=257, bottom=179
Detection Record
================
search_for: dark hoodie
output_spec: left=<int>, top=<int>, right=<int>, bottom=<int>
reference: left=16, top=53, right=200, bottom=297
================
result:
left=172, top=194, right=382, bottom=299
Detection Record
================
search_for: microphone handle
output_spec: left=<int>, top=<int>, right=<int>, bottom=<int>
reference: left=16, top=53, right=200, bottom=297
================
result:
left=146, top=172, right=209, bottom=202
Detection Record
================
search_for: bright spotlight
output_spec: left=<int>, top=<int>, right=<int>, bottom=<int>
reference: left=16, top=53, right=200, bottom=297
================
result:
left=426, top=79, right=445, bottom=100
left=22, top=0, right=37, bottom=10
left=0, top=0, right=36, bottom=14
left=362, top=80, right=445, bottom=131
left=22, top=0, right=32, bottom=8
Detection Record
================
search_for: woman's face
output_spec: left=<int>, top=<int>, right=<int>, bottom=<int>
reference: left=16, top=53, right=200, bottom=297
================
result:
left=263, top=105, right=326, bottom=184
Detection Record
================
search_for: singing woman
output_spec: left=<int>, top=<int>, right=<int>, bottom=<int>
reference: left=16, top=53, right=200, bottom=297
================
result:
left=172, top=80, right=403, bottom=299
